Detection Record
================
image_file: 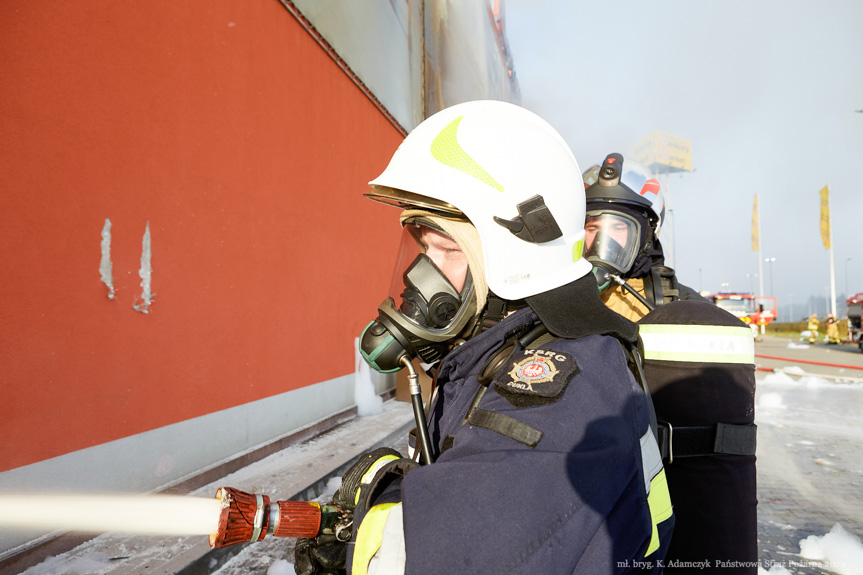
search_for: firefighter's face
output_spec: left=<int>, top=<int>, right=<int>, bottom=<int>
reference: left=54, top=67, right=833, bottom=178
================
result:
left=417, top=226, right=468, bottom=292
left=584, top=213, right=630, bottom=251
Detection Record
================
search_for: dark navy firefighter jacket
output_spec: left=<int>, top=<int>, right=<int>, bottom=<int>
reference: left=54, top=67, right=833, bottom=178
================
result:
left=349, top=306, right=674, bottom=575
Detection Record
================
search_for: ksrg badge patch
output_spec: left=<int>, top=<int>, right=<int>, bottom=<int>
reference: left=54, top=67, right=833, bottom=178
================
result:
left=494, top=348, right=579, bottom=407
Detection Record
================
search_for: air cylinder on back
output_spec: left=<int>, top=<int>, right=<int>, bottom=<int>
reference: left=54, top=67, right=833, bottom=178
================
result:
left=638, top=300, right=757, bottom=574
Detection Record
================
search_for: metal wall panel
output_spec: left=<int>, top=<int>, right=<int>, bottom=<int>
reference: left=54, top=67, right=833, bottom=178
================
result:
left=424, top=0, right=519, bottom=116
left=291, top=0, right=424, bottom=131
left=291, top=0, right=519, bottom=126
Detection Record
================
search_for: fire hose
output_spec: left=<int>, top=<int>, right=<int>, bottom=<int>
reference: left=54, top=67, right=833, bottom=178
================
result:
left=754, top=354, right=863, bottom=371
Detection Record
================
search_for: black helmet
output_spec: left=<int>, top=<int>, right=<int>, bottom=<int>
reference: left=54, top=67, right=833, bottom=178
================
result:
left=583, top=153, right=665, bottom=282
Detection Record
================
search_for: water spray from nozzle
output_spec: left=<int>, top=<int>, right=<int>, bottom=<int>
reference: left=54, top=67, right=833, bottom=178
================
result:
left=0, top=489, right=349, bottom=550
left=0, top=493, right=223, bottom=536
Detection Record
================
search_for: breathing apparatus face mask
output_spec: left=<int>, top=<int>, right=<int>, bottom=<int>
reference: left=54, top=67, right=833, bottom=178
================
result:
left=360, top=221, right=477, bottom=373
left=583, top=210, right=641, bottom=293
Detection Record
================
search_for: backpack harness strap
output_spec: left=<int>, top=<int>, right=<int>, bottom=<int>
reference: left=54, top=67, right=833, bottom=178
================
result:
left=459, top=323, right=548, bottom=449
left=465, top=408, right=543, bottom=448
left=657, top=422, right=757, bottom=464
left=621, top=340, right=659, bottom=442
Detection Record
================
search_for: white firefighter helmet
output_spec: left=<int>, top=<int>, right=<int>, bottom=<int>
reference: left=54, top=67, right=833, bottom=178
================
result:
left=366, top=100, right=591, bottom=301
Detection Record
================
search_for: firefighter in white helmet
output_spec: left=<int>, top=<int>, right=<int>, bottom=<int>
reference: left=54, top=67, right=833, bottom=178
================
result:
left=294, top=102, right=673, bottom=575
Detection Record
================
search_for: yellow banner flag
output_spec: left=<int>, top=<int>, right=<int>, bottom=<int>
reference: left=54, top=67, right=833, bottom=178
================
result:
left=751, top=194, right=759, bottom=251
left=820, top=185, right=830, bottom=249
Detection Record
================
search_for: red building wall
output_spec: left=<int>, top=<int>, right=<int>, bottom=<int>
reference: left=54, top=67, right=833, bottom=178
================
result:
left=0, top=1, right=403, bottom=472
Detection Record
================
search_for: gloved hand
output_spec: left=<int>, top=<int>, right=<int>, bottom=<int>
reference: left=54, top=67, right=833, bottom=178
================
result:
left=293, top=448, right=406, bottom=575
left=294, top=534, right=347, bottom=575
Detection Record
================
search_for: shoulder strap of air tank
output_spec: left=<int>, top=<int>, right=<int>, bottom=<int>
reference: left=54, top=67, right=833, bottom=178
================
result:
left=461, top=323, right=548, bottom=449
left=620, top=338, right=659, bottom=443
left=534, top=328, right=661, bottom=446
left=645, top=266, right=681, bottom=307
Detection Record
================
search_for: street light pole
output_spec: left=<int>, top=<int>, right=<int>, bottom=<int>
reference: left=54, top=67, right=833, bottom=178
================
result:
left=764, top=257, right=776, bottom=297
left=825, top=286, right=830, bottom=316
left=788, top=293, right=793, bottom=322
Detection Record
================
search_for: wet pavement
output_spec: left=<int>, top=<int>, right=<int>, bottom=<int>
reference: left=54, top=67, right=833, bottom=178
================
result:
left=754, top=336, right=863, bottom=574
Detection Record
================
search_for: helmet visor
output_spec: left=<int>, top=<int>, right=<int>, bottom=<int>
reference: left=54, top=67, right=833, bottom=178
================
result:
left=385, top=221, right=474, bottom=332
left=583, top=211, right=641, bottom=274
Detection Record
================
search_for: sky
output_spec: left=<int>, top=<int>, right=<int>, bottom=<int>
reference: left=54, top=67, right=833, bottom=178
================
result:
left=504, top=0, right=863, bottom=320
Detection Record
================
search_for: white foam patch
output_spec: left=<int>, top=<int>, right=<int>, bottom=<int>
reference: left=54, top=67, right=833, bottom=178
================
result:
left=800, top=375, right=828, bottom=387
left=20, top=552, right=113, bottom=575
left=320, top=476, right=342, bottom=501
left=758, top=392, right=784, bottom=408
left=267, top=558, right=294, bottom=575
left=799, top=523, right=863, bottom=575
left=762, top=371, right=796, bottom=384
left=354, top=337, right=383, bottom=416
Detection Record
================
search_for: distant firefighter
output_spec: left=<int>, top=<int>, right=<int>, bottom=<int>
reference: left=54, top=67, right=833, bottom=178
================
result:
left=825, top=313, right=841, bottom=344
left=808, top=313, right=820, bottom=344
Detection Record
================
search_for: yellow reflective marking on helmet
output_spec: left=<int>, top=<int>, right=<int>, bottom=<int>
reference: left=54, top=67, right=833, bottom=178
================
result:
left=431, top=116, right=504, bottom=193
left=572, top=239, right=584, bottom=262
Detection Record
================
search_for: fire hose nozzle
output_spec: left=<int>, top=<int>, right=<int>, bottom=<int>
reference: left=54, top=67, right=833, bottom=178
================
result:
left=209, top=487, right=343, bottom=548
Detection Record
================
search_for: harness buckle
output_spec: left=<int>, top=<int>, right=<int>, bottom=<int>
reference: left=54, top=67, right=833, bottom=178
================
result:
left=657, top=421, right=673, bottom=464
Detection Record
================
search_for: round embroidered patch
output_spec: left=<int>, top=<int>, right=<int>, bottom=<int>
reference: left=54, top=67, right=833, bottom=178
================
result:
left=513, top=356, right=558, bottom=384
left=494, top=348, right=579, bottom=407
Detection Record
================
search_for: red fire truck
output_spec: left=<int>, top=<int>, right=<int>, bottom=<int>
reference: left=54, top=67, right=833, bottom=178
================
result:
left=710, top=293, right=778, bottom=331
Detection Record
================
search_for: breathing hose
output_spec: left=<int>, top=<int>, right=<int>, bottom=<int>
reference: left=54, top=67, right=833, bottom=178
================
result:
left=401, top=356, right=435, bottom=465
left=609, top=273, right=656, bottom=311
